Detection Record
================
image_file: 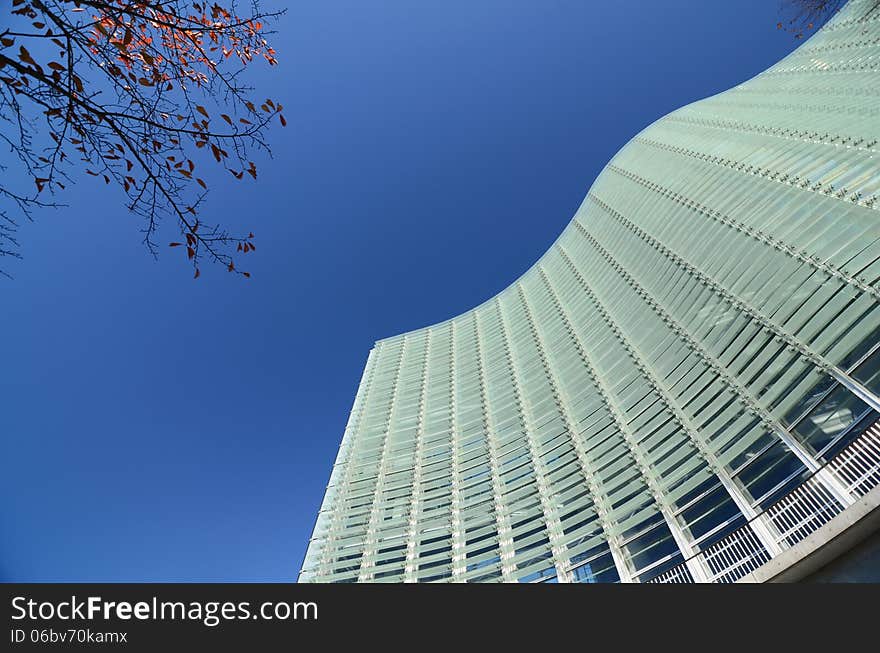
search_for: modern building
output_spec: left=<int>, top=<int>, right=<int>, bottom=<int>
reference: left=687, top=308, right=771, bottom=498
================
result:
left=300, top=0, right=880, bottom=583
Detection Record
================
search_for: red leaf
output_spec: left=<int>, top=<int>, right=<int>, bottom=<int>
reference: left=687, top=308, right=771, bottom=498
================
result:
left=187, top=246, right=195, bottom=259
left=169, top=242, right=183, bottom=247
left=18, top=46, right=34, bottom=65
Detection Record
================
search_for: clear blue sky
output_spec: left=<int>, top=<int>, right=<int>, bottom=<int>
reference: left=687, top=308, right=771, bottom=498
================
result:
left=1, top=0, right=807, bottom=581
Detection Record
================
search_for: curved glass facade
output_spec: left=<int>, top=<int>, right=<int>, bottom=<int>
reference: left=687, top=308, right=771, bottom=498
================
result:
left=300, top=0, right=880, bottom=583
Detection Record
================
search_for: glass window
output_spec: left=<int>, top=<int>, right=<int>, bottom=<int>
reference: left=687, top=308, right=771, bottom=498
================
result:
left=792, top=385, right=869, bottom=457
left=852, top=347, right=880, bottom=395
left=570, top=551, right=620, bottom=583
left=734, top=440, right=807, bottom=508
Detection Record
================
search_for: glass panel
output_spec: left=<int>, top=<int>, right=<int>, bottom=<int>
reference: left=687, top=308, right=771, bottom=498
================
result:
left=624, top=522, right=680, bottom=574
left=792, top=385, right=869, bottom=457
left=677, top=485, right=740, bottom=542
left=852, top=348, right=880, bottom=395
left=734, top=440, right=807, bottom=507
left=570, top=551, right=620, bottom=584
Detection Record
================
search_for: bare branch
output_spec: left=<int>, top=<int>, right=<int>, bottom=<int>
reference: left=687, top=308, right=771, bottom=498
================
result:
left=0, top=0, right=286, bottom=279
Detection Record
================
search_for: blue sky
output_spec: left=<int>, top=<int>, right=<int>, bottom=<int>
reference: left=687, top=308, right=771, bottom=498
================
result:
left=1, top=0, right=806, bottom=581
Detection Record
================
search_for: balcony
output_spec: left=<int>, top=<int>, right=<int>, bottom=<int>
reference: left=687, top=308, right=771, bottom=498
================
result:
left=646, top=419, right=880, bottom=583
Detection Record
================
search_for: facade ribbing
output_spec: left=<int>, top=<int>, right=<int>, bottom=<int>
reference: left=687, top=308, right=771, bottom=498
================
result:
left=300, top=0, right=880, bottom=583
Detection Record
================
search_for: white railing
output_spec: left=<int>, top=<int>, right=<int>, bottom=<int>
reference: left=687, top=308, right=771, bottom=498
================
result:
left=701, top=523, right=771, bottom=583
left=765, top=476, right=843, bottom=547
left=646, top=564, right=694, bottom=584
left=646, top=418, right=880, bottom=583
left=828, top=422, right=880, bottom=498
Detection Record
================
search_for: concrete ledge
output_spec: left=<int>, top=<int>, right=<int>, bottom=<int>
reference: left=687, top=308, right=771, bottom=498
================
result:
left=737, top=483, right=880, bottom=583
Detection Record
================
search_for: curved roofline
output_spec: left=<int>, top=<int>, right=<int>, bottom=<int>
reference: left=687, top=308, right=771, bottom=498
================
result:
left=372, top=19, right=825, bottom=348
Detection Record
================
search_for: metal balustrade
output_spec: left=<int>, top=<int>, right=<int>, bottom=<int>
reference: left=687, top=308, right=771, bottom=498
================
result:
left=646, top=565, right=694, bottom=584
left=646, top=418, right=880, bottom=583
left=766, top=477, right=843, bottom=548
left=701, top=524, right=771, bottom=583
left=828, top=423, right=880, bottom=498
